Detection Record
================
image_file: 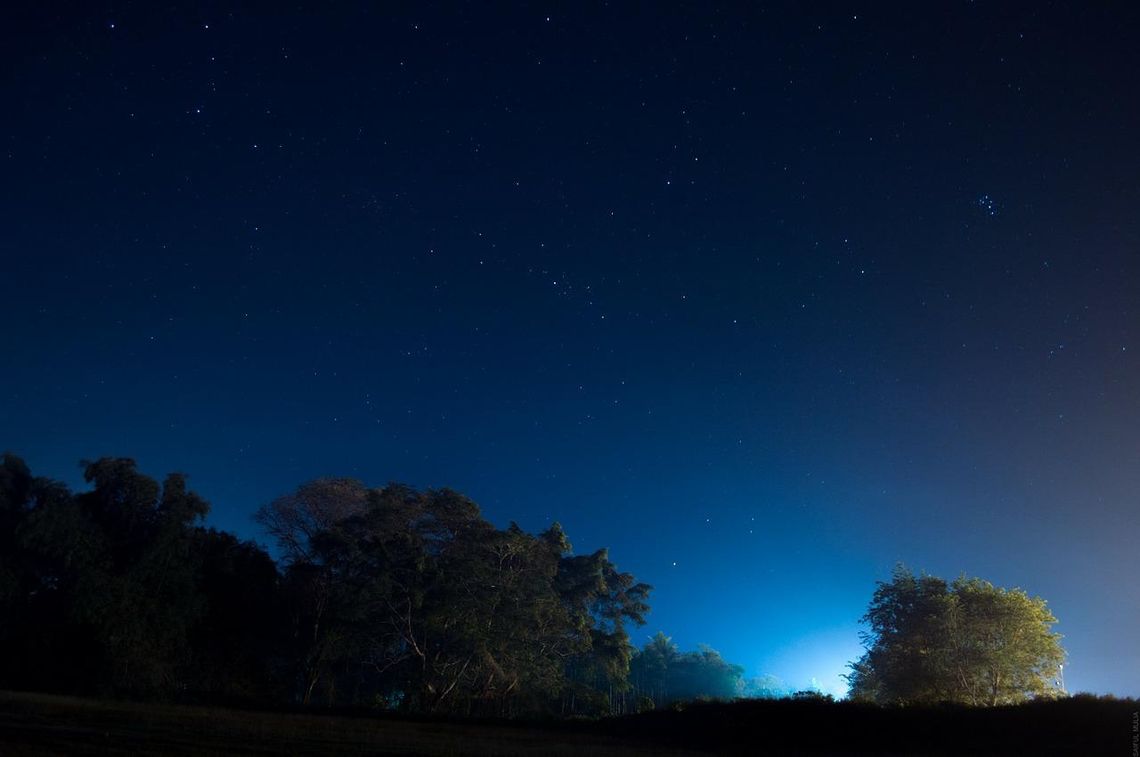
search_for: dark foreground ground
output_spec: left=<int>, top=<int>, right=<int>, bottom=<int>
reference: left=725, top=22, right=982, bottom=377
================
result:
left=0, top=691, right=695, bottom=757
left=0, top=690, right=1134, bottom=756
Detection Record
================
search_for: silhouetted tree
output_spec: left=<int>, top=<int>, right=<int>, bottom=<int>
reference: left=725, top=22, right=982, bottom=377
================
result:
left=185, top=528, right=288, bottom=703
left=0, top=455, right=293, bottom=702
left=0, top=453, right=35, bottom=679
left=741, top=673, right=788, bottom=698
left=255, top=478, right=369, bottom=564
left=629, top=632, right=677, bottom=707
left=629, top=634, right=745, bottom=708
left=556, top=543, right=651, bottom=715
left=261, top=479, right=650, bottom=715
left=2, top=458, right=212, bottom=696
left=0, top=454, right=651, bottom=716
left=2, top=460, right=93, bottom=692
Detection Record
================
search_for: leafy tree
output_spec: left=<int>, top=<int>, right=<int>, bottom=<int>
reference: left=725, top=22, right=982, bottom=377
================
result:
left=629, top=634, right=745, bottom=707
left=0, top=454, right=32, bottom=593
left=742, top=673, right=788, bottom=699
left=261, top=479, right=650, bottom=715
left=848, top=566, right=1065, bottom=705
left=256, top=477, right=369, bottom=564
left=4, top=468, right=98, bottom=692
left=847, top=568, right=952, bottom=703
left=74, top=461, right=209, bottom=695
left=670, top=645, right=745, bottom=701
left=1, top=454, right=651, bottom=716
left=556, top=544, right=651, bottom=715
left=942, top=576, right=1066, bottom=705
left=185, top=528, right=288, bottom=703
left=629, top=632, right=677, bottom=706
left=3, top=458, right=214, bottom=696
left=0, top=453, right=35, bottom=676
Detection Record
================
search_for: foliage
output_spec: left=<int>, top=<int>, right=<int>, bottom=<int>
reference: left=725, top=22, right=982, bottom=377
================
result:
left=628, top=633, right=745, bottom=708
left=0, top=452, right=1084, bottom=721
left=0, top=452, right=656, bottom=715
left=260, top=481, right=651, bottom=715
left=1, top=457, right=213, bottom=695
left=7, top=450, right=922, bottom=718
left=848, top=566, right=1065, bottom=705
left=741, top=673, right=789, bottom=699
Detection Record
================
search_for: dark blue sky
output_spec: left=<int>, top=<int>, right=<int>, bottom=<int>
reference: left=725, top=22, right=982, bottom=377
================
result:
left=3, top=2, right=1138, bottom=696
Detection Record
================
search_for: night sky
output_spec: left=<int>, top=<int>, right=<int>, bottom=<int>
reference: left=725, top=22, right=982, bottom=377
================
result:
left=3, top=2, right=1138, bottom=697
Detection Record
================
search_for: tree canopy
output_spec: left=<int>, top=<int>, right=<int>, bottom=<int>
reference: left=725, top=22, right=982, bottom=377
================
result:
left=628, top=632, right=746, bottom=709
left=258, top=480, right=652, bottom=715
left=847, top=566, right=1065, bottom=705
left=4, top=451, right=1076, bottom=718
left=0, top=453, right=663, bottom=716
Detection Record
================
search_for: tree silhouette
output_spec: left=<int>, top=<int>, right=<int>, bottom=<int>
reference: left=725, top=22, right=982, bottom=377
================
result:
left=629, top=633, right=745, bottom=708
left=0, top=453, right=668, bottom=715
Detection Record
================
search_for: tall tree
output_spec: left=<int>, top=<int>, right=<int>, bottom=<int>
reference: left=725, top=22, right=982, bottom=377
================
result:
left=849, top=567, right=1065, bottom=705
left=629, top=632, right=677, bottom=707
left=261, top=479, right=650, bottom=715
left=942, top=576, right=1066, bottom=705
left=8, top=458, right=212, bottom=697
left=185, top=528, right=287, bottom=703
left=74, top=460, right=209, bottom=695
left=2, top=455, right=652, bottom=715
left=555, top=545, right=651, bottom=715
left=0, top=453, right=35, bottom=679
left=256, top=478, right=369, bottom=564
left=629, top=634, right=745, bottom=708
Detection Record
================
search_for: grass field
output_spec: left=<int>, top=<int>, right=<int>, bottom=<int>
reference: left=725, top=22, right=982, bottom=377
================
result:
left=0, top=691, right=699, bottom=756
left=0, top=690, right=1134, bottom=756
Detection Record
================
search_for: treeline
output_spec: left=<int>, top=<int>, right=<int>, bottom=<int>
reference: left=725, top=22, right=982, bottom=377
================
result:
left=0, top=453, right=768, bottom=716
left=630, top=633, right=793, bottom=708
left=0, top=455, right=283, bottom=705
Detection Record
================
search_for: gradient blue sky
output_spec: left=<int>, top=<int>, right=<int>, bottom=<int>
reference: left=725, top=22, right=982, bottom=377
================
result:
left=3, top=1, right=1138, bottom=696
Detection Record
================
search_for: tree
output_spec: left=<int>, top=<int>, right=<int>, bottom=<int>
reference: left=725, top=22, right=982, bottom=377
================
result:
left=629, top=632, right=677, bottom=707
left=255, top=478, right=369, bottom=564
left=185, top=528, right=287, bottom=703
left=555, top=544, right=651, bottom=716
left=847, top=568, right=952, bottom=703
left=73, top=460, right=209, bottom=695
left=628, top=634, right=745, bottom=708
left=5, top=458, right=213, bottom=697
left=943, top=576, right=1066, bottom=705
left=742, top=673, right=788, bottom=699
left=0, top=453, right=35, bottom=676
left=261, top=479, right=650, bottom=715
left=0, top=454, right=33, bottom=596
left=0, top=453, right=651, bottom=716
left=848, top=566, right=1065, bottom=705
